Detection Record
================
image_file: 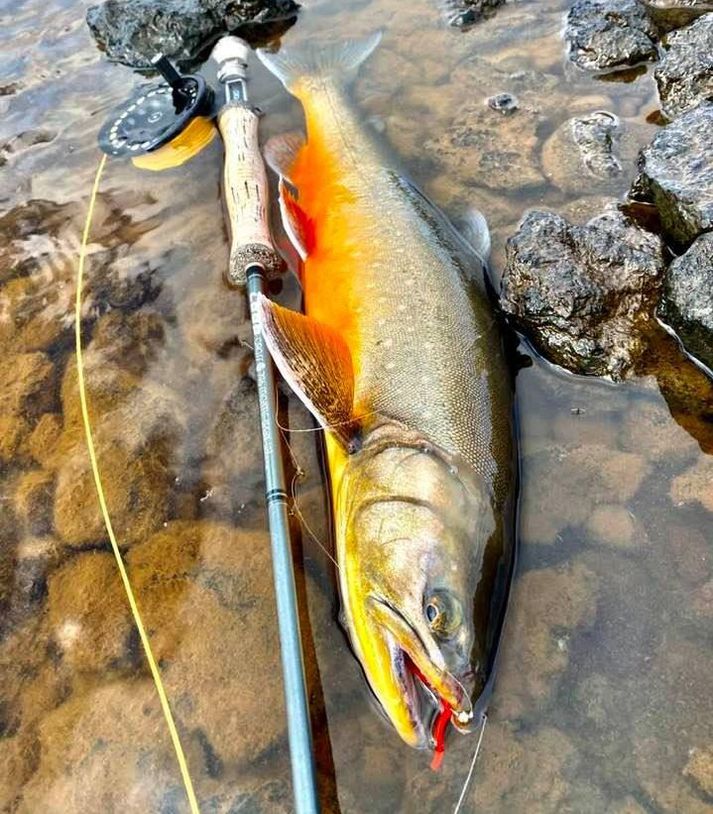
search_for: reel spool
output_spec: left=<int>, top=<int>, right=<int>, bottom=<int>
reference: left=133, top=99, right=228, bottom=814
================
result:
left=98, top=55, right=217, bottom=171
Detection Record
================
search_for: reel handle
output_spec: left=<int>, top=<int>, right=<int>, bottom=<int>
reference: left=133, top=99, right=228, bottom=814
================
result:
left=218, top=104, right=284, bottom=286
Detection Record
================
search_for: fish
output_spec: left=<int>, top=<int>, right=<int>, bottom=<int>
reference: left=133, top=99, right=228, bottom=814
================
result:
left=256, top=33, right=517, bottom=754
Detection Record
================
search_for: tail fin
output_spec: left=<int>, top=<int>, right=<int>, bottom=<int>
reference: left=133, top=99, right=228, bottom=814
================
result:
left=257, top=31, right=382, bottom=92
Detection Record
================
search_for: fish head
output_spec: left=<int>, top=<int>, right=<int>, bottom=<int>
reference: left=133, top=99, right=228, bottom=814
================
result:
left=336, top=428, right=496, bottom=749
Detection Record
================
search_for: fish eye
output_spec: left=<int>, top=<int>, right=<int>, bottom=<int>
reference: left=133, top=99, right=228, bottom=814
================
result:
left=424, top=592, right=462, bottom=639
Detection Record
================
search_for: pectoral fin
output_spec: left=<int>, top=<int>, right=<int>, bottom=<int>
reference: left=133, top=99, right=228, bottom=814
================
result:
left=278, top=177, right=316, bottom=260
left=257, top=295, right=360, bottom=450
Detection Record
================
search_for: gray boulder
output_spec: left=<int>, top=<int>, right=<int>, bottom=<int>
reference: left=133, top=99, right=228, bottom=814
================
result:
left=655, top=13, right=713, bottom=119
left=659, top=233, right=713, bottom=370
left=565, top=0, right=660, bottom=72
left=500, top=209, right=666, bottom=379
left=86, top=0, right=299, bottom=69
left=630, top=103, right=713, bottom=248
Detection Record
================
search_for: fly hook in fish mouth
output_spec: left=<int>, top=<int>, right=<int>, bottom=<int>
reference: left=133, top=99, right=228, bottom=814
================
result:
left=372, top=596, right=474, bottom=758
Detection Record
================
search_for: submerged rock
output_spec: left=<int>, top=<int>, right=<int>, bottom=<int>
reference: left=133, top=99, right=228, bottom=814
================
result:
left=439, top=0, right=505, bottom=29
left=521, top=442, right=650, bottom=544
left=643, top=0, right=713, bottom=31
left=542, top=111, right=629, bottom=193
left=565, top=0, right=660, bottom=72
left=630, top=103, right=713, bottom=248
left=86, top=0, right=299, bottom=69
left=655, top=13, right=713, bottom=119
left=659, top=232, right=713, bottom=370
left=670, top=454, right=713, bottom=511
left=496, top=561, right=599, bottom=717
left=500, top=209, right=666, bottom=379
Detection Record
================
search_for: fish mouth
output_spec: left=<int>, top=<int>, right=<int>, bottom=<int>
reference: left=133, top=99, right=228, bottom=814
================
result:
left=371, top=597, right=474, bottom=749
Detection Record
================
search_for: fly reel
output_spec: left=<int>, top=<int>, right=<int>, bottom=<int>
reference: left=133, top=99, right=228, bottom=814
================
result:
left=98, top=55, right=217, bottom=171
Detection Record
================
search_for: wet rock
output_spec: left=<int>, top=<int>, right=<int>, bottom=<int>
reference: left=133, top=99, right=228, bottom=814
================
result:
left=47, top=551, right=134, bottom=673
left=655, top=13, right=713, bottom=118
left=496, top=561, right=599, bottom=717
left=521, top=443, right=650, bottom=545
left=13, top=469, right=55, bottom=536
left=487, top=92, right=519, bottom=114
left=659, top=232, right=713, bottom=370
left=86, top=0, right=299, bottom=69
left=644, top=0, right=713, bottom=31
left=630, top=103, right=713, bottom=248
left=500, top=209, right=666, bottom=379
left=670, top=455, right=713, bottom=511
left=684, top=746, right=713, bottom=797
left=126, top=521, right=287, bottom=765
left=18, top=680, right=185, bottom=813
left=565, top=0, right=660, bottom=72
left=542, top=111, right=628, bottom=193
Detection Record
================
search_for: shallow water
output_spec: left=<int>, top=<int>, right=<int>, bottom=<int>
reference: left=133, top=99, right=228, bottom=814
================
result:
left=1, top=0, right=712, bottom=812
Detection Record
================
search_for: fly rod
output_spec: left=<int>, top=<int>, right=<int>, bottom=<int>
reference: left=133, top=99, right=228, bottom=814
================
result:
left=210, top=36, right=320, bottom=814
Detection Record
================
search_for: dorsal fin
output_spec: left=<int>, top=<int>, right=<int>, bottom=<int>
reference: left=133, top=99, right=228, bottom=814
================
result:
left=257, top=295, right=359, bottom=451
left=278, top=177, right=315, bottom=260
left=264, top=131, right=305, bottom=185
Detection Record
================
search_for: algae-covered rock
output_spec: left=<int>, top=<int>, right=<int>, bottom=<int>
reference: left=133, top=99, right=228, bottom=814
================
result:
left=633, top=641, right=713, bottom=814
left=86, top=0, right=299, bottom=69
left=13, top=469, right=55, bottom=536
left=670, top=455, right=713, bottom=511
left=565, top=0, right=660, bottom=71
left=586, top=504, right=639, bottom=548
left=659, top=232, right=713, bottom=371
left=496, top=561, right=599, bottom=718
left=17, top=680, right=185, bottom=813
left=655, top=13, right=713, bottom=119
left=0, top=352, right=54, bottom=419
left=684, top=746, right=713, bottom=797
left=26, top=413, right=62, bottom=468
left=500, top=209, right=665, bottom=379
left=127, top=521, right=287, bottom=766
left=47, top=551, right=134, bottom=674
left=0, top=415, right=30, bottom=464
left=631, top=103, right=713, bottom=248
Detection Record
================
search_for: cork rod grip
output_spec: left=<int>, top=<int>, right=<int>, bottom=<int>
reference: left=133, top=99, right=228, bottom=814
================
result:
left=218, top=103, right=283, bottom=286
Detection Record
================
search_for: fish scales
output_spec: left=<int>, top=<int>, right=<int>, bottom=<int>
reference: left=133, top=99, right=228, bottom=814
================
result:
left=296, top=80, right=513, bottom=501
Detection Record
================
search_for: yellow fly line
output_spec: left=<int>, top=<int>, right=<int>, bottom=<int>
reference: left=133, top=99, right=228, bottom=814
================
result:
left=75, top=153, right=200, bottom=814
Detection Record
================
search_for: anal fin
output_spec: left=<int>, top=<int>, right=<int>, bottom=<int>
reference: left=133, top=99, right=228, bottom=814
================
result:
left=257, top=295, right=359, bottom=451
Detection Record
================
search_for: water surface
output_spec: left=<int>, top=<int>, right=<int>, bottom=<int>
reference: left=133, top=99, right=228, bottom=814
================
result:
left=0, top=0, right=711, bottom=812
